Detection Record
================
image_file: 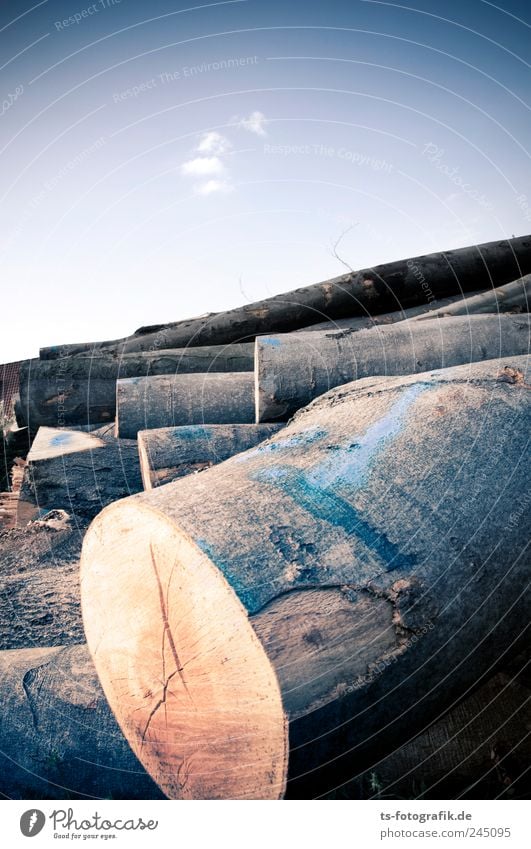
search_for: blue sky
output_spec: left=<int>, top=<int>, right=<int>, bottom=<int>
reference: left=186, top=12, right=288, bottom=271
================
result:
left=1, top=0, right=530, bottom=360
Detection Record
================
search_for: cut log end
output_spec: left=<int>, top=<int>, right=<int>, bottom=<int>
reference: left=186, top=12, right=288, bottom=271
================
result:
left=81, top=500, right=288, bottom=800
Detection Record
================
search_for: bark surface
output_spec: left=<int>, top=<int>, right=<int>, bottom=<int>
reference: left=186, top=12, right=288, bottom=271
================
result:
left=81, top=355, right=531, bottom=799
left=256, top=313, right=531, bottom=420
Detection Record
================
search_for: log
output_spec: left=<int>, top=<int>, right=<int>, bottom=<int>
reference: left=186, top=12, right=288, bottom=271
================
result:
left=256, top=313, right=531, bottom=421
left=18, top=345, right=254, bottom=430
left=80, top=355, right=530, bottom=800
left=0, top=644, right=164, bottom=799
left=354, top=660, right=531, bottom=800
left=116, top=372, right=255, bottom=440
left=40, top=235, right=531, bottom=358
left=138, top=423, right=283, bottom=490
left=412, top=275, right=531, bottom=321
left=22, top=424, right=143, bottom=521
left=294, top=290, right=484, bottom=332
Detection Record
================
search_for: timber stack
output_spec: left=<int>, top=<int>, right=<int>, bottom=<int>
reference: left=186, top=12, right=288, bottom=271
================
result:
left=0, top=234, right=529, bottom=800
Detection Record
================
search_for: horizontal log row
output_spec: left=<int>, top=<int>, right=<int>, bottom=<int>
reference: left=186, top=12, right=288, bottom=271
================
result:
left=256, top=313, right=531, bottom=421
left=80, top=355, right=531, bottom=799
left=17, top=344, right=254, bottom=431
left=39, top=235, right=531, bottom=358
left=116, top=372, right=255, bottom=439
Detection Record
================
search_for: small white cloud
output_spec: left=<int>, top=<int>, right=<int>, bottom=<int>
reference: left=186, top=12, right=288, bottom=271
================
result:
left=238, top=110, right=267, bottom=136
left=194, top=179, right=234, bottom=196
left=197, top=131, right=232, bottom=155
left=181, top=156, right=225, bottom=177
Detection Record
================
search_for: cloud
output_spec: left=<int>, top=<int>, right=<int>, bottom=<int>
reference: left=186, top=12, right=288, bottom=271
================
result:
left=237, top=110, right=267, bottom=136
left=197, top=131, right=232, bottom=155
left=181, top=156, right=225, bottom=177
left=194, top=179, right=234, bottom=196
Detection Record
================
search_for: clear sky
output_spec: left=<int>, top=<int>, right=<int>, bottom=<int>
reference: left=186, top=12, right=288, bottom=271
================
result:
left=1, top=0, right=530, bottom=361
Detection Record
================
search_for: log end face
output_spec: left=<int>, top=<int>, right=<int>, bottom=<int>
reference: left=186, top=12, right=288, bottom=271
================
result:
left=80, top=501, right=288, bottom=800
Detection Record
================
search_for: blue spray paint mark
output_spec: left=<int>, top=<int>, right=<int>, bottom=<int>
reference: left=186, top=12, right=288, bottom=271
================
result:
left=50, top=432, right=71, bottom=446
left=255, top=465, right=412, bottom=571
left=253, top=383, right=428, bottom=570
left=234, top=425, right=328, bottom=462
left=306, top=383, right=427, bottom=491
left=261, top=336, right=281, bottom=347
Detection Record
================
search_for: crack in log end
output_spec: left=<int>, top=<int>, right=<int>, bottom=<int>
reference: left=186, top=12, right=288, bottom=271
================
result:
left=148, top=544, right=192, bottom=701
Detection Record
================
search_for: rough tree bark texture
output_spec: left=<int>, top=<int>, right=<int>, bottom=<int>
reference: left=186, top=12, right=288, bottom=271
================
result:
left=293, top=290, right=484, bottom=333
left=80, top=355, right=530, bottom=800
left=19, top=345, right=254, bottom=430
left=116, top=372, right=255, bottom=439
left=40, top=235, right=531, bottom=358
left=22, top=425, right=143, bottom=522
left=256, top=313, right=531, bottom=421
left=0, top=645, right=164, bottom=799
left=138, top=423, right=283, bottom=489
left=412, top=275, right=531, bottom=322
left=353, top=659, right=531, bottom=800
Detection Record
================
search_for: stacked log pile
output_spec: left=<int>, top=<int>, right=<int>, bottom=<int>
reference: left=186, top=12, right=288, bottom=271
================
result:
left=0, top=234, right=529, bottom=800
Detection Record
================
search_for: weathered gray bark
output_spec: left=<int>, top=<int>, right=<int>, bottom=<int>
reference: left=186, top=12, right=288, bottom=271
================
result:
left=256, top=313, right=531, bottom=421
left=353, top=660, right=531, bottom=800
left=19, top=345, right=254, bottom=430
left=138, top=423, right=283, bottom=489
left=116, top=372, right=255, bottom=439
left=22, top=424, right=143, bottom=522
left=294, top=290, right=484, bottom=333
left=81, top=355, right=530, bottom=799
left=413, top=275, right=531, bottom=322
left=40, top=235, right=531, bottom=358
left=0, top=645, right=163, bottom=799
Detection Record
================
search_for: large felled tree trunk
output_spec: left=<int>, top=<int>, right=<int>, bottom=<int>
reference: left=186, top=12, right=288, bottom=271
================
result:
left=0, top=645, right=163, bottom=799
left=80, top=355, right=530, bottom=800
left=40, top=235, right=531, bottom=358
left=115, top=372, right=255, bottom=439
left=18, top=345, right=254, bottom=430
left=256, top=313, right=531, bottom=421
left=138, top=423, right=283, bottom=489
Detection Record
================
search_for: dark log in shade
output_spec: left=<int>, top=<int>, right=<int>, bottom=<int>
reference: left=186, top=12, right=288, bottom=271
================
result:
left=138, top=423, right=283, bottom=490
left=81, top=355, right=530, bottom=799
left=293, top=290, right=484, bottom=333
left=116, top=372, right=255, bottom=440
left=0, top=645, right=164, bottom=799
left=40, top=235, right=531, bottom=358
left=19, top=345, right=254, bottom=430
left=256, top=313, right=531, bottom=421
left=22, top=424, right=143, bottom=522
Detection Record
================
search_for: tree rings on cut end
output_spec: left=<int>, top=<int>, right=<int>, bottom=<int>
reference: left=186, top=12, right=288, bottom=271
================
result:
left=81, top=500, right=288, bottom=800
